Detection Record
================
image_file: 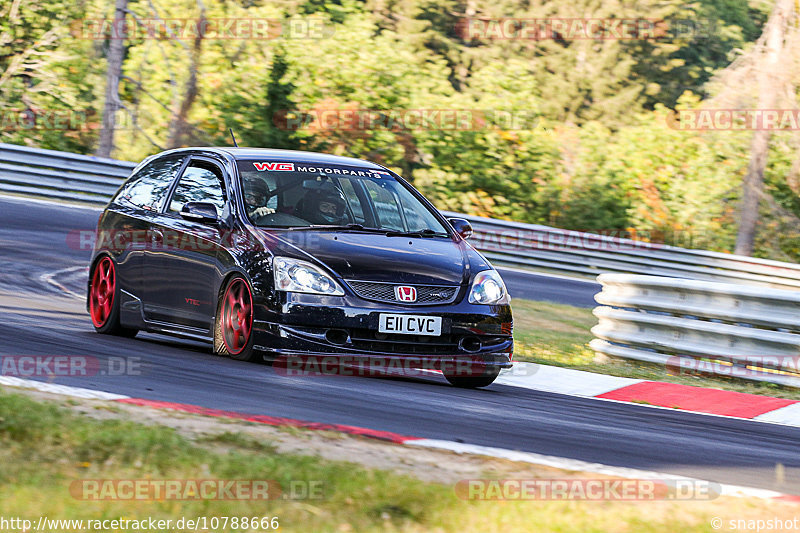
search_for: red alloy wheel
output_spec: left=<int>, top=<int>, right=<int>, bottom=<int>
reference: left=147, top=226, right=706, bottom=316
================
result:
left=89, top=257, right=115, bottom=328
left=221, top=278, right=253, bottom=355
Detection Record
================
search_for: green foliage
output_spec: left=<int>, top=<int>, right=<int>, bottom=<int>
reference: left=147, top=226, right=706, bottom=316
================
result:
left=218, top=48, right=302, bottom=150
left=0, top=0, right=102, bottom=151
left=7, top=0, right=800, bottom=260
left=628, top=0, right=769, bottom=109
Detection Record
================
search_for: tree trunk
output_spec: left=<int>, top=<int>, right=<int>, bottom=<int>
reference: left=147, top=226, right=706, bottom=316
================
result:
left=167, top=0, right=205, bottom=148
left=96, top=0, right=128, bottom=159
left=734, top=0, right=793, bottom=255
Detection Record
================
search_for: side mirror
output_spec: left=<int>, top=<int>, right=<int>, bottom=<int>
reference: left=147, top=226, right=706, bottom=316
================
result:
left=448, top=218, right=473, bottom=239
left=180, top=202, right=219, bottom=224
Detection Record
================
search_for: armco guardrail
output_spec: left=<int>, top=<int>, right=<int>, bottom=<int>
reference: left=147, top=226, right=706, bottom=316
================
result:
left=2, top=141, right=800, bottom=289
left=590, top=273, right=800, bottom=387
left=0, top=142, right=135, bottom=205
left=442, top=211, right=800, bottom=290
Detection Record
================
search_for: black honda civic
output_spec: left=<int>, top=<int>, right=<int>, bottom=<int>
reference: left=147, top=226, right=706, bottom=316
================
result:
left=87, top=148, right=513, bottom=387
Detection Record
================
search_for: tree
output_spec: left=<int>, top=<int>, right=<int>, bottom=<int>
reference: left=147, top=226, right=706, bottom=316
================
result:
left=97, top=0, right=128, bottom=158
left=734, top=0, right=795, bottom=255
left=247, top=49, right=301, bottom=150
left=166, top=0, right=207, bottom=148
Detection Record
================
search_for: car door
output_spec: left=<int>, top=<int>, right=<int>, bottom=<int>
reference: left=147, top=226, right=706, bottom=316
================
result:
left=105, top=154, right=186, bottom=304
left=141, top=157, right=227, bottom=330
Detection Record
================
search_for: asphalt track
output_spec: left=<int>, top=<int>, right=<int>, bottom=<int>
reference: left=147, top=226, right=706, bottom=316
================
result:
left=1, top=195, right=798, bottom=494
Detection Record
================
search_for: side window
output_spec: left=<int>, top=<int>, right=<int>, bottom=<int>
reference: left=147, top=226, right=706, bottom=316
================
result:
left=402, top=203, right=426, bottom=231
left=338, top=178, right=365, bottom=223
left=363, top=180, right=403, bottom=230
left=168, top=162, right=225, bottom=215
left=113, top=156, right=184, bottom=211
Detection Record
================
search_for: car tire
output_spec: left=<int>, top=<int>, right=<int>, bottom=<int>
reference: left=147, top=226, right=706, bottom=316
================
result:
left=443, top=365, right=500, bottom=388
left=214, top=275, right=258, bottom=362
left=88, top=256, right=138, bottom=338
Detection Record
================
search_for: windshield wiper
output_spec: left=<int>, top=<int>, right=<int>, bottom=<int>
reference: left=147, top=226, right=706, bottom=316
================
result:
left=384, top=229, right=449, bottom=238
left=289, top=225, right=448, bottom=237
left=289, top=224, right=386, bottom=233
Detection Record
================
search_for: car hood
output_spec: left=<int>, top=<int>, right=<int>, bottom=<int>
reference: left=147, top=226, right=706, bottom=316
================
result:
left=255, top=230, right=473, bottom=285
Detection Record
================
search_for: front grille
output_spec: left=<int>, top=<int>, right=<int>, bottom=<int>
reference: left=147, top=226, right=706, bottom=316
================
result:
left=348, top=329, right=507, bottom=355
left=346, top=280, right=460, bottom=305
left=351, top=331, right=460, bottom=354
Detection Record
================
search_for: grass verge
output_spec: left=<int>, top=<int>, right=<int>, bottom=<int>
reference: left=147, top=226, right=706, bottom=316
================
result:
left=511, top=298, right=800, bottom=400
left=0, top=390, right=796, bottom=532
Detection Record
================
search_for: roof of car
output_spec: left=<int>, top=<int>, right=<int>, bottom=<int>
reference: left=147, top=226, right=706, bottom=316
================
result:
left=168, top=147, right=387, bottom=170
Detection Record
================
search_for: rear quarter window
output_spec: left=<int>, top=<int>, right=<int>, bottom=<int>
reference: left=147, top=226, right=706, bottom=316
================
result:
left=113, top=155, right=184, bottom=211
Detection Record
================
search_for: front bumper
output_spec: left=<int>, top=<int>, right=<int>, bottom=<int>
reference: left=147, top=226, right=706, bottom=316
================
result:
left=252, top=292, right=513, bottom=369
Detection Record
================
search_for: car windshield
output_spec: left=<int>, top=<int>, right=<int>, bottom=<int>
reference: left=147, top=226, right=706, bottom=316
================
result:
left=236, top=160, right=450, bottom=235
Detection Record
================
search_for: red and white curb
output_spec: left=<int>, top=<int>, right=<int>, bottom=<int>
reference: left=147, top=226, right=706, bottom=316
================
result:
left=496, top=363, right=800, bottom=427
left=1, top=375, right=799, bottom=503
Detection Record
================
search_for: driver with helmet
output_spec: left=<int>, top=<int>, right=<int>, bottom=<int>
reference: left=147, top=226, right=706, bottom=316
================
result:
left=302, top=184, right=349, bottom=225
left=243, top=177, right=275, bottom=219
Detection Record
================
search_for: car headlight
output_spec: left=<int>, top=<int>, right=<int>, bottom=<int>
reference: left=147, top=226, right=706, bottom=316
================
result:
left=273, top=257, right=344, bottom=296
left=468, top=269, right=507, bottom=304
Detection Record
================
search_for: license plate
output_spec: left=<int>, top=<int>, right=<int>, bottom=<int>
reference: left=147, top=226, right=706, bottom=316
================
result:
left=378, top=314, right=442, bottom=336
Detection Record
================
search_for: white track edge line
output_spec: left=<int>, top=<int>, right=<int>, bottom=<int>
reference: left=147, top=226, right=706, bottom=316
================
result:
left=0, top=376, right=129, bottom=400
left=405, top=439, right=794, bottom=501
left=0, top=377, right=796, bottom=501
left=495, top=265, right=600, bottom=284
left=40, top=266, right=87, bottom=299
left=0, top=193, right=103, bottom=211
